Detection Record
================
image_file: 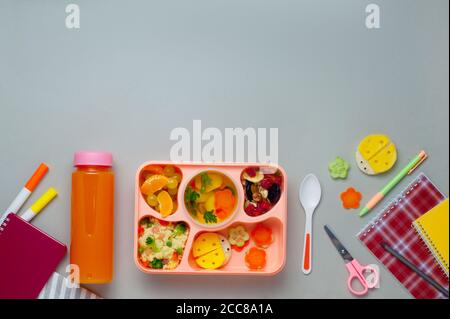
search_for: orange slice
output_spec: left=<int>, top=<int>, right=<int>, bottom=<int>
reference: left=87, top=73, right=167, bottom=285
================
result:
left=157, top=190, right=173, bottom=217
left=141, top=175, right=169, bottom=195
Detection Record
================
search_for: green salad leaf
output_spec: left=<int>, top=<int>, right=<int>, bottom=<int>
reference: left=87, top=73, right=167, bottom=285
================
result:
left=185, top=186, right=200, bottom=202
left=203, top=210, right=217, bottom=224
left=185, top=187, right=200, bottom=211
left=200, top=173, right=212, bottom=193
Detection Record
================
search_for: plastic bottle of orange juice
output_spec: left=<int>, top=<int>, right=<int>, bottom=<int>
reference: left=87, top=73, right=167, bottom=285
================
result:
left=70, top=151, right=114, bottom=284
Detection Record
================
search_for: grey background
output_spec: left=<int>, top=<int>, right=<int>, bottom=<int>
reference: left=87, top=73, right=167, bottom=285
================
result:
left=0, top=0, right=448, bottom=299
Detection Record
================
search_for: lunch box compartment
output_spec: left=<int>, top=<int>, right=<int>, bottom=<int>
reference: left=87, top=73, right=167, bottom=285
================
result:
left=136, top=215, right=191, bottom=271
left=186, top=217, right=284, bottom=274
left=139, top=164, right=183, bottom=215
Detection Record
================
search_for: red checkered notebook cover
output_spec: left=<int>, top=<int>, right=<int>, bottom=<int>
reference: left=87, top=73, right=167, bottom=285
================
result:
left=357, top=173, right=449, bottom=299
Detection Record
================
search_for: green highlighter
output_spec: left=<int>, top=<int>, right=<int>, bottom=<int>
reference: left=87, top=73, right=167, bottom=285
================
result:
left=360, top=151, right=428, bottom=217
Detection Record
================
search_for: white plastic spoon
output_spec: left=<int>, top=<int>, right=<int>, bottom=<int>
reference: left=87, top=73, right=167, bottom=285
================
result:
left=299, top=174, right=322, bottom=275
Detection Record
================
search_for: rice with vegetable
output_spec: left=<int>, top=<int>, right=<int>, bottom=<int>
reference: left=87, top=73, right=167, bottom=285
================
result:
left=138, top=217, right=189, bottom=270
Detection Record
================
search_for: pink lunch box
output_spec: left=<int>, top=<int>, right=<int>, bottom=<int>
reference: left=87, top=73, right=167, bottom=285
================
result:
left=134, top=162, right=287, bottom=275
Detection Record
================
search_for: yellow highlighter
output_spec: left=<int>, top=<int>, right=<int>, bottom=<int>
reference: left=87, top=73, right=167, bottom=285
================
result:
left=20, top=188, right=58, bottom=222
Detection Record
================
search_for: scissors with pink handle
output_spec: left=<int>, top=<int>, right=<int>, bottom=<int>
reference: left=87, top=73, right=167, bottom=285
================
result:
left=324, top=225, right=379, bottom=296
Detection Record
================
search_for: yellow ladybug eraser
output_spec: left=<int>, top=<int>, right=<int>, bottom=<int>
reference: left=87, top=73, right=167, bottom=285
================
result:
left=192, top=233, right=231, bottom=270
left=356, top=134, right=397, bottom=175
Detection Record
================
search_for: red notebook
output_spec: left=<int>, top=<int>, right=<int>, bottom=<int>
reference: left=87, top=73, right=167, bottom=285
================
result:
left=0, top=213, right=67, bottom=299
left=357, top=174, right=449, bottom=299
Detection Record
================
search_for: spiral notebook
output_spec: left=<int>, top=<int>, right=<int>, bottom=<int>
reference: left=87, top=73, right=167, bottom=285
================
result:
left=0, top=213, right=67, bottom=299
left=413, top=199, right=449, bottom=277
left=357, top=173, right=449, bottom=299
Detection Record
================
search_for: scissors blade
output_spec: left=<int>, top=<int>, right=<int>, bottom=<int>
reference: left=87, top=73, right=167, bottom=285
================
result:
left=324, top=225, right=353, bottom=263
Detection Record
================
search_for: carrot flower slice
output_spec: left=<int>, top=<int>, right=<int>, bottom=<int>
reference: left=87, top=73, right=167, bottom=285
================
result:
left=245, top=247, right=266, bottom=270
left=251, top=224, right=273, bottom=248
left=340, top=187, right=362, bottom=209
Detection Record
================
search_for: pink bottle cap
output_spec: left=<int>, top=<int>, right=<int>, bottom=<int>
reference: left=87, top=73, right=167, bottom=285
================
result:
left=74, top=151, right=113, bottom=167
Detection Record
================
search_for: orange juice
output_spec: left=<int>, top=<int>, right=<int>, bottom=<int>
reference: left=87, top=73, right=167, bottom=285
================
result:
left=70, top=151, right=114, bottom=283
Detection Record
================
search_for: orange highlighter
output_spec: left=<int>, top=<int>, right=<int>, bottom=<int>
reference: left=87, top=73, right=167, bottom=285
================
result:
left=2, top=163, right=48, bottom=218
left=70, top=151, right=114, bottom=284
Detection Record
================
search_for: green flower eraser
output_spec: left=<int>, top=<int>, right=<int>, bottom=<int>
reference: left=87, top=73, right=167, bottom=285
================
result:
left=328, top=157, right=350, bottom=179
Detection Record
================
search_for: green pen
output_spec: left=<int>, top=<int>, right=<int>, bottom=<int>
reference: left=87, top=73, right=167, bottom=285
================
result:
left=360, top=151, right=428, bottom=217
